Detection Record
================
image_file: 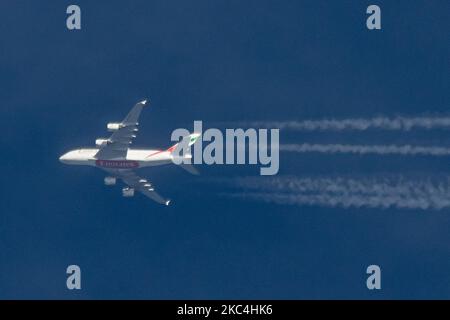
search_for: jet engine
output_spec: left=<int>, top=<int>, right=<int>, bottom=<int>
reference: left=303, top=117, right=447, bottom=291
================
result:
left=143, top=183, right=154, bottom=191
left=95, top=138, right=111, bottom=147
left=104, top=176, right=116, bottom=186
left=107, top=123, right=124, bottom=132
left=122, top=187, right=135, bottom=197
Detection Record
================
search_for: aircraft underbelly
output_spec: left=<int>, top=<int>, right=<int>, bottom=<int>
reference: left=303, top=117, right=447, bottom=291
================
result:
left=139, top=160, right=172, bottom=167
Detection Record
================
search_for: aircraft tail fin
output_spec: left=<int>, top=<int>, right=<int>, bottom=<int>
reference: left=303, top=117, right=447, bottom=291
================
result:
left=167, top=133, right=201, bottom=173
left=167, top=133, right=201, bottom=155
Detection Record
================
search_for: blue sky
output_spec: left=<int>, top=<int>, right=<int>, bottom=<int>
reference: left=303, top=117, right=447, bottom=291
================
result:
left=0, top=0, right=449, bottom=299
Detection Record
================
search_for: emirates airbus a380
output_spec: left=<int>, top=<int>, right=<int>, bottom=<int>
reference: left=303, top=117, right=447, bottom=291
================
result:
left=59, top=100, right=200, bottom=205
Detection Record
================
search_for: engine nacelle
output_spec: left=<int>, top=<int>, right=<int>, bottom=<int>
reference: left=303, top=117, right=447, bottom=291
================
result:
left=122, top=187, right=135, bottom=197
left=104, top=176, right=116, bottom=186
left=107, top=123, right=124, bottom=132
left=95, top=138, right=111, bottom=147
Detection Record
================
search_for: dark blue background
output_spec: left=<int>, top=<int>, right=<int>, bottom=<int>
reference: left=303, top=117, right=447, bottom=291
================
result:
left=1, top=1, right=449, bottom=299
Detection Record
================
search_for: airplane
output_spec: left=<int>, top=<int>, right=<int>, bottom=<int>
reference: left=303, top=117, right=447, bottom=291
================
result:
left=59, top=99, right=200, bottom=205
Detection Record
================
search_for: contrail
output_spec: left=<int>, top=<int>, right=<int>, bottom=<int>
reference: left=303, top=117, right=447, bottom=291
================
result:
left=230, top=176, right=450, bottom=196
left=226, top=192, right=450, bottom=210
left=221, top=176, right=450, bottom=210
left=280, top=144, right=450, bottom=156
left=237, top=116, right=450, bottom=131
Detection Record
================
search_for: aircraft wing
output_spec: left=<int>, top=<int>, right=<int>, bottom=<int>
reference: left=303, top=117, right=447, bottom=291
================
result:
left=104, top=168, right=171, bottom=206
left=95, top=100, right=148, bottom=159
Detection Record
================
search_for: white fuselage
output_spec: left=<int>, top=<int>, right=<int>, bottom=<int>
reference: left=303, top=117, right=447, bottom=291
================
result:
left=59, top=148, right=174, bottom=169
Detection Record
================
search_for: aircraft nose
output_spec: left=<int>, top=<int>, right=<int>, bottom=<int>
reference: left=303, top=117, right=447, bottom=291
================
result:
left=59, top=153, right=68, bottom=163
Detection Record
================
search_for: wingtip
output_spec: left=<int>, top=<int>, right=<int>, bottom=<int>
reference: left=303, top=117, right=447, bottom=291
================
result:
left=165, top=200, right=171, bottom=206
left=140, top=99, right=149, bottom=106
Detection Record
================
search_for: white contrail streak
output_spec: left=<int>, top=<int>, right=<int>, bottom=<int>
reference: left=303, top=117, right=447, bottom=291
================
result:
left=222, top=176, right=450, bottom=210
left=280, top=144, right=450, bottom=156
left=230, top=176, right=450, bottom=196
left=240, top=116, right=450, bottom=131
left=227, top=192, right=450, bottom=210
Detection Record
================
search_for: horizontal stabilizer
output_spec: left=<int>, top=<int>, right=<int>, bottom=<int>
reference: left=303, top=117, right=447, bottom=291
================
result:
left=180, top=163, right=200, bottom=175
